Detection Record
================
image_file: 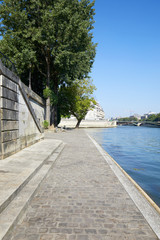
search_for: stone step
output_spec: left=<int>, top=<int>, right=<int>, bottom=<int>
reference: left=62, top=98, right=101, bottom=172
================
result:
left=0, top=141, right=65, bottom=240
left=0, top=139, right=64, bottom=213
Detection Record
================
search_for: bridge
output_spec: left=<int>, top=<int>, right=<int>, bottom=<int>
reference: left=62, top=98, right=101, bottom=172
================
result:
left=117, top=121, right=160, bottom=127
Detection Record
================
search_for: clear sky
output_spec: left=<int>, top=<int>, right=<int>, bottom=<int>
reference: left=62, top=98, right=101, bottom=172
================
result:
left=91, top=0, right=160, bottom=119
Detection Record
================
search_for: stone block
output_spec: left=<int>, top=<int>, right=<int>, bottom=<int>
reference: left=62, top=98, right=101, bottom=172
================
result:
left=1, top=98, right=19, bottom=111
left=19, top=89, right=43, bottom=133
left=0, top=126, right=2, bottom=159
left=19, top=133, right=42, bottom=149
left=1, top=76, right=18, bottom=92
left=0, top=62, right=44, bottom=159
left=2, top=130, right=19, bottom=142
left=19, top=92, right=25, bottom=105
left=2, top=87, right=18, bottom=102
left=2, top=120, right=19, bottom=131
left=1, top=109, right=19, bottom=120
left=0, top=60, right=19, bottom=85
left=30, top=98, right=45, bottom=124
left=2, top=139, right=20, bottom=157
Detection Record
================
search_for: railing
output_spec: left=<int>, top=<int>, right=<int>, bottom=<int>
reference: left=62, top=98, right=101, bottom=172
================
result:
left=0, top=51, right=17, bottom=74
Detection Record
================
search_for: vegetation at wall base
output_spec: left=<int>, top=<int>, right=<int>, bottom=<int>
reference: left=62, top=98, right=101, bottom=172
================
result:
left=43, top=120, right=49, bottom=129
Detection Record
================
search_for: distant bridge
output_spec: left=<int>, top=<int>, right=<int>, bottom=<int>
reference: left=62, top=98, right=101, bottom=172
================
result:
left=117, top=121, right=160, bottom=127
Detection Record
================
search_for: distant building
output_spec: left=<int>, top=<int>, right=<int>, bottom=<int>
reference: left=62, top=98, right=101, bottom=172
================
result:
left=130, top=114, right=141, bottom=120
left=68, top=102, right=105, bottom=121
left=141, top=114, right=148, bottom=120
left=148, top=111, right=157, bottom=116
left=141, top=112, right=157, bottom=120
left=85, top=102, right=105, bottom=120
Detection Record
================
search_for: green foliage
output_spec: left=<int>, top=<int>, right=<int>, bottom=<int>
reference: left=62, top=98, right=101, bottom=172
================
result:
left=43, top=87, right=52, bottom=99
left=118, top=113, right=160, bottom=123
left=146, top=113, right=160, bottom=122
left=155, top=113, right=160, bottom=121
left=59, top=78, right=96, bottom=127
left=61, top=114, right=71, bottom=119
left=43, top=87, right=58, bottom=105
left=118, top=117, right=138, bottom=122
left=0, top=0, right=96, bottom=126
left=0, top=0, right=96, bottom=91
left=43, top=120, right=49, bottom=129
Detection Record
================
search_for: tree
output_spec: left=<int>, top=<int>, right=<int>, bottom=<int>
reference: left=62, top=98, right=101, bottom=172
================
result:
left=146, top=114, right=156, bottom=122
left=0, top=0, right=96, bottom=126
left=154, top=113, right=160, bottom=122
left=147, top=113, right=160, bottom=122
left=118, top=117, right=138, bottom=122
left=59, top=78, right=96, bottom=128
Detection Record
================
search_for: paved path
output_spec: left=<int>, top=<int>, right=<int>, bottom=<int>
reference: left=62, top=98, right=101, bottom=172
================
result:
left=8, top=129, right=158, bottom=240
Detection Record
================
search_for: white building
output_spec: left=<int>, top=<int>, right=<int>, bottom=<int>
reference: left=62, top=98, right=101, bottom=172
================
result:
left=68, top=102, right=105, bottom=121
left=85, top=102, right=105, bottom=120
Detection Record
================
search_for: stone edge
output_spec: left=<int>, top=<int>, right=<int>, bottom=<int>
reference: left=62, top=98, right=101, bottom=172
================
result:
left=86, top=133, right=160, bottom=240
left=0, top=140, right=62, bottom=214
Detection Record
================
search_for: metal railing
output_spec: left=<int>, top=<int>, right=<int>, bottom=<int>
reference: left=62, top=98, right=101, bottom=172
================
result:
left=0, top=51, right=17, bottom=74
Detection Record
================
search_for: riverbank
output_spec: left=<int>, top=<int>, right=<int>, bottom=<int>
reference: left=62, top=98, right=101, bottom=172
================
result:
left=58, top=119, right=117, bottom=128
left=117, top=121, right=160, bottom=127
left=86, top=126, right=160, bottom=208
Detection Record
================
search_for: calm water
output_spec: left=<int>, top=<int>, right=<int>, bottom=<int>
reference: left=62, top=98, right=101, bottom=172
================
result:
left=86, top=126, right=160, bottom=207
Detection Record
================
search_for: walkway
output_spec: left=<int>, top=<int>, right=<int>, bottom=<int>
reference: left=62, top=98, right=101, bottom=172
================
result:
left=4, top=130, right=160, bottom=239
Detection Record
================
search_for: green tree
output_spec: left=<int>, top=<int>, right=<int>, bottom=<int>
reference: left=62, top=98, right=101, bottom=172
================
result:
left=147, top=113, right=160, bottom=122
left=118, top=117, right=138, bottom=122
left=59, top=78, right=96, bottom=128
left=0, top=0, right=96, bottom=126
left=154, top=113, right=160, bottom=122
left=146, top=114, right=156, bottom=122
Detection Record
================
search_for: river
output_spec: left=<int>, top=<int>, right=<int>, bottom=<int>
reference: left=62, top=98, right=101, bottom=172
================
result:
left=86, top=126, right=160, bottom=207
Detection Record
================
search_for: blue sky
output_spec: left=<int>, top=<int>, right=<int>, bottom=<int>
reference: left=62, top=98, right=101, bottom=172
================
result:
left=91, top=0, right=160, bottom=118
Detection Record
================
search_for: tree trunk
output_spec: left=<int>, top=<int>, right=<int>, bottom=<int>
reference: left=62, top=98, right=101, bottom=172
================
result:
left=51, top=78, right=58, bottom=127
left=75, top=119, right=82, bottom=128
left=45, top=56, right=50, bottom=125
left=46, top=97, right=50, bottom=125
left=28, top=66, right=32, bottom=89
left=53, top=105, right=58, bottom=127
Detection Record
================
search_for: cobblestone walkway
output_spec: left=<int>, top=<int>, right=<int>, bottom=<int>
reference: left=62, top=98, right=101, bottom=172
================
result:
left=9, top=130, right=158, bottom=240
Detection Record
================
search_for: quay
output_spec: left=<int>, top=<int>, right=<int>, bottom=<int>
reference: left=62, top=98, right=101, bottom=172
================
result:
left=0, top=129, right=160, bottom=240
left=58, top=119, right=117, bottom=128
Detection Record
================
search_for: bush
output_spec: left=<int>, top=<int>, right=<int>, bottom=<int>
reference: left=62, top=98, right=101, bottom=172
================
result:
left=43, top=120, right=49, bottom=129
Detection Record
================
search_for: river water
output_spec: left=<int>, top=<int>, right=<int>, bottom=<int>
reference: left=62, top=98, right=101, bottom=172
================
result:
left=86, top=126, right=160, bottom=207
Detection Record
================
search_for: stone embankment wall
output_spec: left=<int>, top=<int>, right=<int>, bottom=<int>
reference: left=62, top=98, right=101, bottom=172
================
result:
left=0, top=60, right=45, bottom=159
left=59, top=119, right=117, bottom=128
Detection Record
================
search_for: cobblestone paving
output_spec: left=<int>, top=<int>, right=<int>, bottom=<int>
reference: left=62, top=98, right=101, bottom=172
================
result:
left=9, top=129, right=158, bottom=240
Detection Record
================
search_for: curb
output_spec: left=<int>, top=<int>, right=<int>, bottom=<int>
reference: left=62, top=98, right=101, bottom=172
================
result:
left=0, top=142, right=65, bottom=240
left=87, top=133, right=160, bottom=239
left=0, top=141, right=62, bottom=215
